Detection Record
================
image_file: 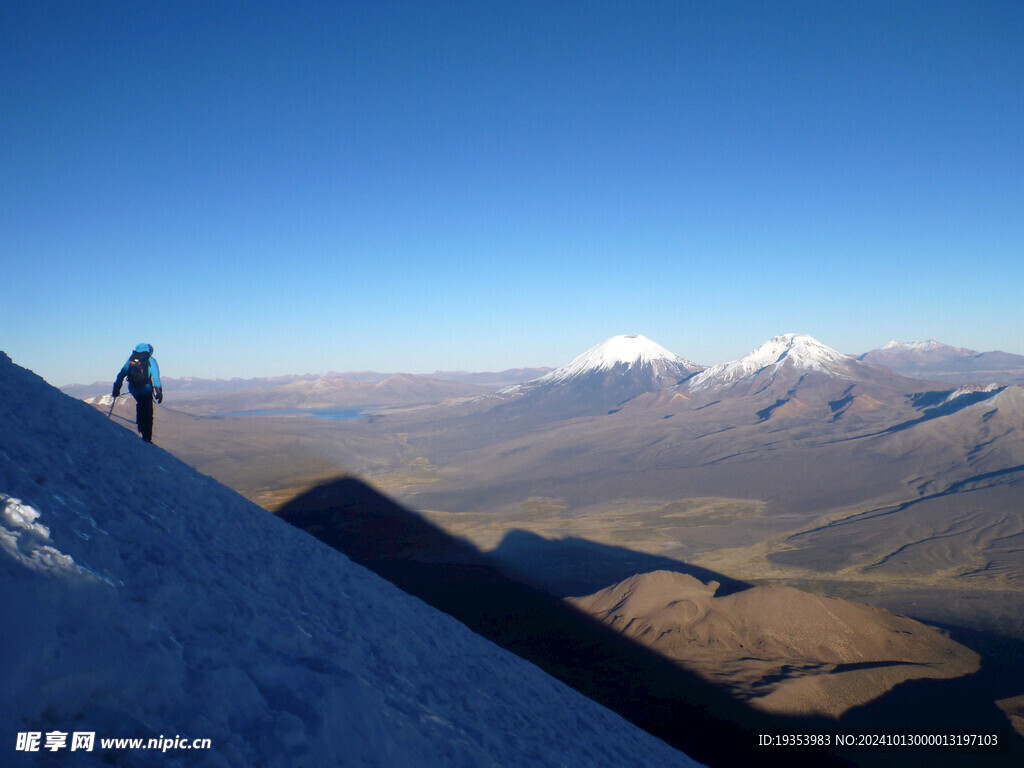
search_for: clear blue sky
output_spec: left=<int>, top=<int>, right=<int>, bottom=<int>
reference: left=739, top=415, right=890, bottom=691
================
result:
left=3, top=1, right=1022, bottom=385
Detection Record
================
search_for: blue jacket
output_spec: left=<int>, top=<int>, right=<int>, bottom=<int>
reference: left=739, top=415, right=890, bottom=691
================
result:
left=114, top=343, right=162, bottom=398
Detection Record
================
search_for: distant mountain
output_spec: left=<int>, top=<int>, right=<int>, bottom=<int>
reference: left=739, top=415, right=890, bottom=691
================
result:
left=675, top=334, right=929, bottom=427
left=78, top=373, right=511, bottom=415
left=859, top=340, right=1024, bottom=385
left=64, top=369, right=552, bottom=413
left=535, top=334, right=703, bottom=387
left=496, top=335, right=704, bottom=418
left=683, top=334, right=860, bottom=394
left=61, top=373, right=334, bottom=400
left=427, top=368, right=554, bottom=387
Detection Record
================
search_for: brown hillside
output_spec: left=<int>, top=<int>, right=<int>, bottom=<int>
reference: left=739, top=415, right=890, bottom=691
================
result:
left=570, top=570, right=979, bottom=718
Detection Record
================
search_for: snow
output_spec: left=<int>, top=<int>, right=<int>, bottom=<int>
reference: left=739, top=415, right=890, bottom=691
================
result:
left=0, top=351, right=700, bottom=768
left=0, top=496, right=91, bottom=578
left=877, top=340, right=979, bottom=357
left=495, top=383, right=523, bottom=396
left=536, top=334, right=699, bottom=384
left=84, top=394, right=122, bottom=406
left=942, top=383, right=1003, bottom=404
left=685, top=333, right=851, bottom=392
left=880, top=339, right=946, bottom=351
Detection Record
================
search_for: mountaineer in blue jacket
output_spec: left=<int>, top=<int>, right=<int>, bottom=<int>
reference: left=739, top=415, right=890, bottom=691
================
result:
left=113, top=343, right=163, bottom=443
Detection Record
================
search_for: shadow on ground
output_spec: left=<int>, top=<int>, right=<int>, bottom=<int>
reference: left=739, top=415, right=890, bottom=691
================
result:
left=489, top=528, right=752, bottom=598
left=488, top=529, right=1024, bottom=766
left=277, top=476, right=851, bottom=768
left=277, top=477, right=1024, bottom=767
left=837, top=624, right=1024, bottom=766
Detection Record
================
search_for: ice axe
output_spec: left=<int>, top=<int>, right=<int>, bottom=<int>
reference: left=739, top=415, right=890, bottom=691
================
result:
left=107, top=395, right=117, bottom=418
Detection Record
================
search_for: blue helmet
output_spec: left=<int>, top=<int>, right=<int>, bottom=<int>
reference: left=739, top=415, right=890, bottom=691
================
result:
left=134, top=343, right=154, bottom=354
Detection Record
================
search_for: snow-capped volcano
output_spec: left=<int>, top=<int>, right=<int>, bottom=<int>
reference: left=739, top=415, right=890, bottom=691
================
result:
left=683, top=334, right=854, bottom=393
left=535, top=334, right=702, bottom=387
left=494, top=335, right=703, bottom=418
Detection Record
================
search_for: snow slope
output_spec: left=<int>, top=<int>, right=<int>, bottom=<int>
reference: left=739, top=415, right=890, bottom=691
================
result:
left=535, top=334, right=702, bottom=385
left=0, top=351, right=700, bottom=768
left=683, top=334, right=853, bottom=393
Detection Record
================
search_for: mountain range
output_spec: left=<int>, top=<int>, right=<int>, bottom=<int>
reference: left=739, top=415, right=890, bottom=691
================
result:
left=859, top=340, right=1024, bottom=384
left=61, top=335, right=1024, bottom=409
left=357, top=334, right=1024, bottom=638
left=61, top=368, right=553, bottom=411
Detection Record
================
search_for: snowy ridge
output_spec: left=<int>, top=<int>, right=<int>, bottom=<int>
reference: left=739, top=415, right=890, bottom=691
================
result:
left=875, top=340, right=975, bottom=358
left=0, top=351, right=700, bottom=768
left=685, top=334, right=852, bottom=392
left=881, top=339, right=947, bottom=352
left=536, top=334, right=701, bottom=385
left=942, top=383, right=1003, bottom=405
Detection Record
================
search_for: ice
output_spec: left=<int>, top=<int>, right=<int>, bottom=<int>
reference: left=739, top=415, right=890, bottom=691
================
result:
left=0, top=495, right=93, bottom=578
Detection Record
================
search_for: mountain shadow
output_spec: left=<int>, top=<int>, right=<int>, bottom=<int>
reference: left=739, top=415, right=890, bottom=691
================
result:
left=878, top=387, right=1006, bottom=435
left=491, top=534, right=1022, bottom=766
left=489, top=528, right=752, bottom=598
left=276, top=476, right=849, bottom=768
left=835, top=623, right=1024, bottom=766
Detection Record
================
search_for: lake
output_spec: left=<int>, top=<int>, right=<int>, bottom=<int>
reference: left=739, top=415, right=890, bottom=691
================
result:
left=207, top=408, right=370, bottom=421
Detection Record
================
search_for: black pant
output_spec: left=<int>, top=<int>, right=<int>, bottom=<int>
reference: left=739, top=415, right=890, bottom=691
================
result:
left=134, top=393, right=154, bottom=442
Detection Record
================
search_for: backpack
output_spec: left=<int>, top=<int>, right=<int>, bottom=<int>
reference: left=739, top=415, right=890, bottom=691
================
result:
left=127, top=352, right=150, bottom=388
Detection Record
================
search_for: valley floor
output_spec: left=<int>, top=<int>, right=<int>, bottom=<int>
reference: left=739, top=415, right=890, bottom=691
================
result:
left=96, top=389, right=1024, bottom=760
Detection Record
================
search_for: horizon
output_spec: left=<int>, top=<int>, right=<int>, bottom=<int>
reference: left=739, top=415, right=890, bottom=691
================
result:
left=39, top=330, right=1024, bottom=388
left=4, top=2, right=1022, bottom=386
